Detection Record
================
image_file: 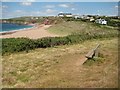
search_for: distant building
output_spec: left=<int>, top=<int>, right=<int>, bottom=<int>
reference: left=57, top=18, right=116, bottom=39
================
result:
left=58, top=13, right=73, bottom=17
left=80, top=15, right=90, bottom=20
left=80, top=15, right=86, bottom=19
left=89, top=17, right=95, bottom=22
left=3, top=20, right=7, bottom=23
left=35, top=17, right=39, bottom=19
left=95, top=19, right=107, bottom=25
left=31, top=17, right=34, bottom=19
left=86, top=16, right=90, bottom=20
left=73, top=15, right=81, bottom=19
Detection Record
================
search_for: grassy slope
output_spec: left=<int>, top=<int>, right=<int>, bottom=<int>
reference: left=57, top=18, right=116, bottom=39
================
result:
left=47, top=21, right=117, bottom=36
left=2, top=38, right=118, bottom=88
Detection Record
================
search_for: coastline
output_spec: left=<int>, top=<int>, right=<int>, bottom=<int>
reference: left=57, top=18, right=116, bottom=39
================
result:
left=0, top=24, right=36, bottom=35
left=0, top=24, right=59, bottom=39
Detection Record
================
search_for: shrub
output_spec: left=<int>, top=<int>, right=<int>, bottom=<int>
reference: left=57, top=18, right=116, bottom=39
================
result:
left=2, top=38, right=36, bottom=54
left=2, top=29, right=118, bottom=55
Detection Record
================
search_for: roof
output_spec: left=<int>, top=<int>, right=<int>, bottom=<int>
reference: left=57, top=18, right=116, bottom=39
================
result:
left=58, top=13, right=72, bottom=15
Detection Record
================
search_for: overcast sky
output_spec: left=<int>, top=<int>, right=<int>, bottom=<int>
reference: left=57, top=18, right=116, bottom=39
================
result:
left=1, top=1, right=119, bottom=19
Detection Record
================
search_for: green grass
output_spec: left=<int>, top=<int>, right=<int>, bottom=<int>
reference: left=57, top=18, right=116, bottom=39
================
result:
left=47, top=21, right=118, bottom=36
left=111, top=19, right=120, bottom=22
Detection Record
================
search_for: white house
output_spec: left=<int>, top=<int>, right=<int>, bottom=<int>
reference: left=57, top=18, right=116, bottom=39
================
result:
left=35, top=17, right=39, bottom=19
left=90, top=17, right=95, bottom=22
left=73, top=15, right=81, bottom=19
left=58, top=13, right=73, bottom=17
left=95, top=19, right=107, bottom=25
left=80, top=15, right=90, bottom=20
left=58, top=14, right=64, bottom=17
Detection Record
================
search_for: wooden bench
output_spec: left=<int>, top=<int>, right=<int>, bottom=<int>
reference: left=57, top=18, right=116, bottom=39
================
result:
left=85, top=44, right=100, bottom=59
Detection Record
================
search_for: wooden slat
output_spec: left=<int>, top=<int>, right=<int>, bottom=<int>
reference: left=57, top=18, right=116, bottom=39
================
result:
left=85, top=44, right=100, bottom=59
left=85, top=49, right=94, bottom=59
left=94, top=44, right=100, bottom=51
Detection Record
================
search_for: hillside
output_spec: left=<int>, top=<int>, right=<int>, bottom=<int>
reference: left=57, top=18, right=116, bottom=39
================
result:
left=47, top=20, right=118, bottom=36
left=2, top=17, right=119, bottom=88
left=2, top=38, right=118, bottom=88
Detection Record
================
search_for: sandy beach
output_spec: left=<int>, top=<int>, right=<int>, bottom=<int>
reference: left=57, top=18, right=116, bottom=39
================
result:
left=0, top=24, right=59, bottom=39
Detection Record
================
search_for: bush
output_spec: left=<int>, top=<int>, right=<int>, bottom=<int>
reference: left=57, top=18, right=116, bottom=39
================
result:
left=2, top=38, right=36, bottom=54
left=2, top=29, right=118, bottom=55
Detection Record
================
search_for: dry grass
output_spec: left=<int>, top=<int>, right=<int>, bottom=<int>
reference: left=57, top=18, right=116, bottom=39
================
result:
left=2, top=38, right=118, bottom=88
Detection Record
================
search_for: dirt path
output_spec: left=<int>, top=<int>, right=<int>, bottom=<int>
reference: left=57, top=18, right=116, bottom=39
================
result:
left=0, top=24, right=59, bottom=39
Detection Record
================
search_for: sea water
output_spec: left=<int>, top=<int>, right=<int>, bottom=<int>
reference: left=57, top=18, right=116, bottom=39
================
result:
left=0, top=23, right=33, bottom=32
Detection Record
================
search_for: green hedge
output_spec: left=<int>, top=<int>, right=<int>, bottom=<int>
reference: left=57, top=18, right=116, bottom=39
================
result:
left=2, top=30, right=118, bottom=55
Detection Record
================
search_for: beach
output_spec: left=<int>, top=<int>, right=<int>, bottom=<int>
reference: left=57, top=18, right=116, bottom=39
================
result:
left=0, top=24, right=59, bottom=39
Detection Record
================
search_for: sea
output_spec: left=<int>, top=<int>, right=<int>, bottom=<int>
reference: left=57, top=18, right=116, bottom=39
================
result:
left=0, top=23, right=33, bottom=33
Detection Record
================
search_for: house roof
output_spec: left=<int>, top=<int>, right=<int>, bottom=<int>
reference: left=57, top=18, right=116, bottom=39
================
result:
left=58, top=13, right=72, bottom=15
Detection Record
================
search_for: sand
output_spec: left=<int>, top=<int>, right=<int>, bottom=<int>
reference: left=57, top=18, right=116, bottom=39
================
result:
left=0, top=24, right=59, bottom=39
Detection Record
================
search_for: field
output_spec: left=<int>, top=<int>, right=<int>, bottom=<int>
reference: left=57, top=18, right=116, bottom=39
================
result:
left=47, top=20, right=117, bottom=36
left=2, top=38, right=118, bottom=88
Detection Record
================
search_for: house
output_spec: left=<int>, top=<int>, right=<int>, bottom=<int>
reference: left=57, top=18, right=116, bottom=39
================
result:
left=73, top=15, right=81, bottom=19
left=95, top=19, right=107, bottom=25
left=89, top=17, right=95, bottom=22
left=90, top=18, right=95, bottom=22
left=80, top=15, right=86, bottom=19
left=86, top=16, right=90, bottom=20
left=58, top=13, right=64, bottom=17
left=35, top=17, right=39, bottom=19
left=80, top=15, right=90, bottom=20
left=3, top=20, right=7, bottom=23
left=58, top=13, right=73, bottom=17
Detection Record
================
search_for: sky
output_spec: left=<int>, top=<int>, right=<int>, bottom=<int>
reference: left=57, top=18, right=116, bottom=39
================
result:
left=1, top=1, right=119, bottom=19
left=1, top=0, right=119, bottom=2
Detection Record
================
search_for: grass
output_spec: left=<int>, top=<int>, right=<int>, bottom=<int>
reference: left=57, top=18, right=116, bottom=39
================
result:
left=2, top=28, right=118, bottom=55
left=2, top=38, right=118, bottom=88
left=111, top=19, right=120, bottom=22
left=2, top=19, right=118, bottom=88
left=83, top=57, right=105, bottom=66
left=47, top=21, right=118, bottom=36
left=2, top=19, right=118, bottom=55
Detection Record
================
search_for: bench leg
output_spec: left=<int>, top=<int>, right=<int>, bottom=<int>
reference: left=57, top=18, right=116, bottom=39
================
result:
left=95, top=49, right=99, bottom=57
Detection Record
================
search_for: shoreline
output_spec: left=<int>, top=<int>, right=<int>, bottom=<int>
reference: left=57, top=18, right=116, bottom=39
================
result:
left=0, top=24, right=37, bottom=35
left=0, top=24, right=59, bottom=39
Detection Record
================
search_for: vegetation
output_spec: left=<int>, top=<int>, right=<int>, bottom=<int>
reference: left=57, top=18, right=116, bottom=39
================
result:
left=2, top=16, right=64, bottom=25
left=2, top=38, right=118, bottom=88
left=83, top=57, right=105, bottom=66
left=2, top=16, right=118, bottom=88
left=2, top=15, right=119, bottom=28
left=2, top=27, right=118, bottom=55
left=47, top=20, right=118, bottom=35
left=1, top=17, right=119, bottom=55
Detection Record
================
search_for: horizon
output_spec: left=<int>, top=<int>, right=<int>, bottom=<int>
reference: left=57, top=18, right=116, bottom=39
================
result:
left=1, top=2, right=119, bottom=19
left=1, top=14, right=119, bottom=20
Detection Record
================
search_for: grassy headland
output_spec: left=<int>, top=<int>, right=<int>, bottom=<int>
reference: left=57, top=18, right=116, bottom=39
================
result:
left=2, top=20, right=118, bottom=55
left=2, top=17, right=119, bottom=88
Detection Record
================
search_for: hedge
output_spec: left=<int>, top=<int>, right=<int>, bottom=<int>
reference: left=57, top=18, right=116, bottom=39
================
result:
left=1, top=30, right=118, bottom=55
